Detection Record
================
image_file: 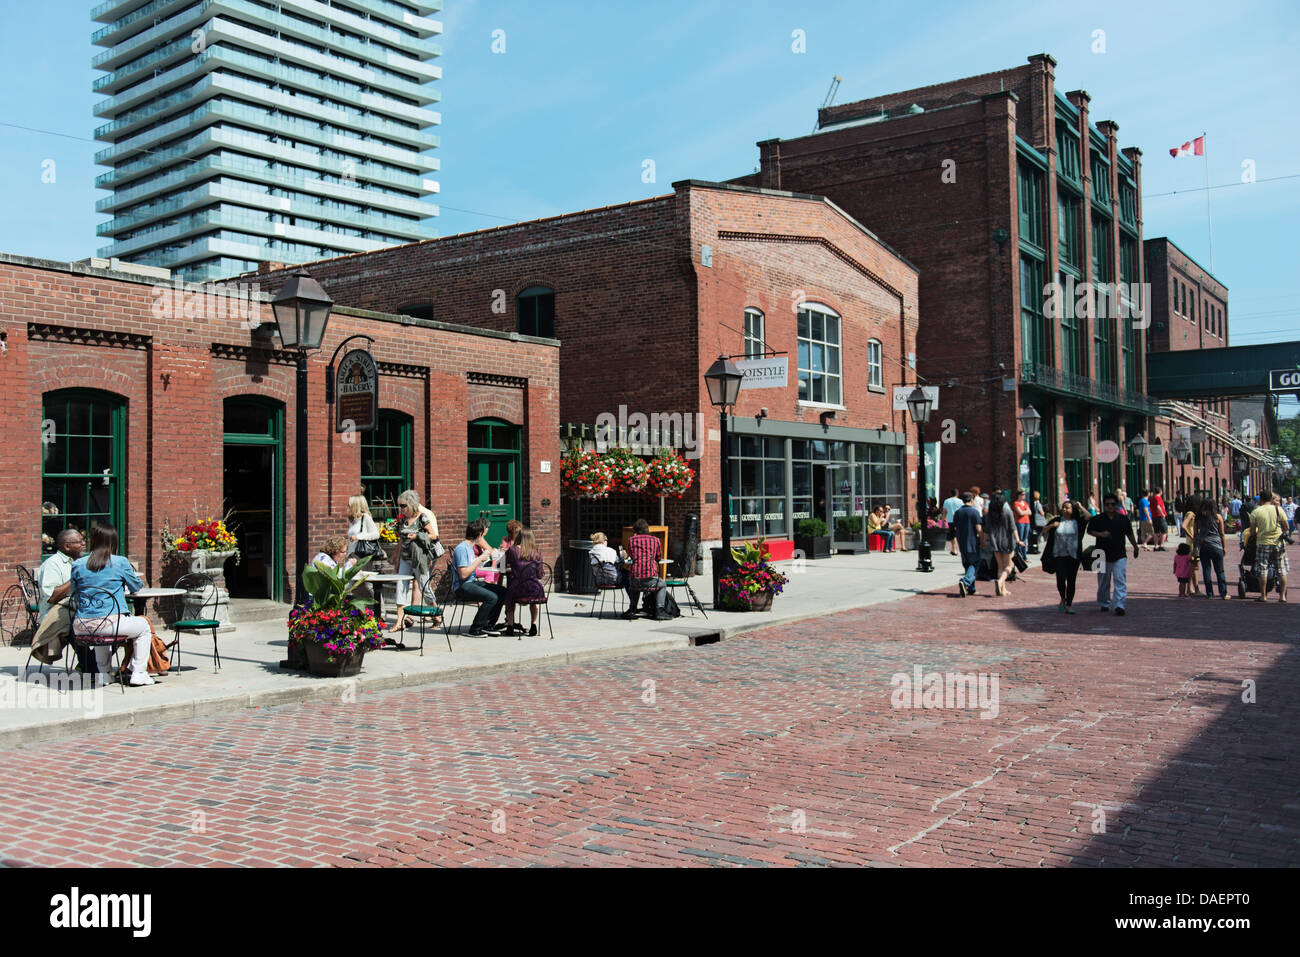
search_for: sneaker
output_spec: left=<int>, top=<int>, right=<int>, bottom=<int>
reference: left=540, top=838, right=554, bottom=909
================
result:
left=1099, top=606, right=1109, bottom=612
left=1114, top=608, right=1126, bottom=616
left=957, top=582, right=967, bottom=597
left=482, top=625, right=505, bottom=637
left=622, top=609, right=638, bottom=621
left=1058, top=602, right=1066, bottom=612
left=128, top=673, right=155, bottom=687
left=1064, top=605, right=1076, bottom=615
left=465, top=628, right=489, bottom=637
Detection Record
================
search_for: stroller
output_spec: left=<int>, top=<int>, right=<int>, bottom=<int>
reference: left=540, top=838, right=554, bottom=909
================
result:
left=1237, top=539, right=1279, bottom=599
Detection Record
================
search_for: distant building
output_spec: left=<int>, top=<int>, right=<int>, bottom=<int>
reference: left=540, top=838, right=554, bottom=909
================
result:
left=92, top=0, right=442, bottom=283
left=732, top=54, right=1157, bottom=509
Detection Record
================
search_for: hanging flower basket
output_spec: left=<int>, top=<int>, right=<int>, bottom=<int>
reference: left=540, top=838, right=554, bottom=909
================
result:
left=561, top=449, right=614, bottom=499
left=644, top=449, right=695, bottom=499
left=604, top=446, right=649, bottom=493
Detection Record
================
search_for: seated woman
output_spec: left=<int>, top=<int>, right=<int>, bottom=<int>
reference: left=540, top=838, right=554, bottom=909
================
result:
left=881, top=504, right=907, bottom=549
left=502, top=527, right=545, bottom=637
left=867, top=507, right=896, bottom=552
left=69, top=522, right=154, bottom=686
left=589, top=531, right=626, bottom=588
left=312, top=535, right=353, bottom=569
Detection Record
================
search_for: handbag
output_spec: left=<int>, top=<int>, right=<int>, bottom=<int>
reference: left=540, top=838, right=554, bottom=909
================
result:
left=430, top=539, right=447, bottom=559
left=354, top=538, right=383, bottom=558
left=1012, top=552, right=1028, bottom=573
left=1040, top=531, right=1057, bottom=574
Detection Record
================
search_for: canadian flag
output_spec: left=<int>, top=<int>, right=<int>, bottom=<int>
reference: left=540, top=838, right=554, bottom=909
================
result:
left=1169, top=136, right=1205, bottom=158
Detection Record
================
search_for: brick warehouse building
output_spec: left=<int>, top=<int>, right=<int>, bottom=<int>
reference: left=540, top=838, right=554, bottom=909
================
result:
left=254, top=179, right=920, bottom=566
left=0, top=253, right=560, bottom=599
left=732, top=54, right=1159, bottom=510
left=1142, top=237, right=1235, bottom=500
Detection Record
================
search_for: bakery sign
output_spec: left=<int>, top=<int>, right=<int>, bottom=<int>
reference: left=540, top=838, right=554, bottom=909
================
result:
left=335, top=348, right=379, bottom=433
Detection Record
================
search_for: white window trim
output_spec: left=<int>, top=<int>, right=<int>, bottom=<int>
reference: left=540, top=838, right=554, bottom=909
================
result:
left=743, top=307, right=765, bottom=358
left=867, top=338, right=883, bottom=391
left=796, top=302, right=843, bottom=406
left=797, top=400, right=848, bottom=412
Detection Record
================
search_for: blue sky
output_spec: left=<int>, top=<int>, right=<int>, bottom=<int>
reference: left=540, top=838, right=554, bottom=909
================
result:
left=1, top=0, right=1296, bottom=410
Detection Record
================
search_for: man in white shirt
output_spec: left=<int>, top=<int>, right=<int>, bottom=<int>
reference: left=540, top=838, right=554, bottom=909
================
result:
left=941, top=488, right=964, bottom=555
left=34, top=528, right=86, bottom=669
left=1284, top=497, right=1296, bottom=526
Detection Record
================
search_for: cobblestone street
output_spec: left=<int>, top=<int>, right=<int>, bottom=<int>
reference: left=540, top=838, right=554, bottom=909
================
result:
left=1, top=543, right=1295, bottom=867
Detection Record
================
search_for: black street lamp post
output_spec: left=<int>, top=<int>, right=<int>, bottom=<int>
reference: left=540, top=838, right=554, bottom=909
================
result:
left=906, top=387, right=934, bottom=573
left=270, top=269, right=334, bottom=606
left=704, top=356, right=744, bottom=606
left=1018, top=405, right=1042, bottom=553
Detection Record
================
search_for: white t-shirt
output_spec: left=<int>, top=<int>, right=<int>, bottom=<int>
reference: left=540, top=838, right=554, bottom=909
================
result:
left=971, top=495, right=986, bottom=515
left=590, top=543, right=619, bottom=565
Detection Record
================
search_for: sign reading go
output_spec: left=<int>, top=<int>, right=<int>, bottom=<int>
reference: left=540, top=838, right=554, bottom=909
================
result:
left=1268, top=368, right=1300, bottom=392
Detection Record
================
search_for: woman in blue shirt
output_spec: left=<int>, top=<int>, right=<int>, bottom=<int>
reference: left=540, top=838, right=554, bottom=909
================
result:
left=70, top=523, right=154, bottom=686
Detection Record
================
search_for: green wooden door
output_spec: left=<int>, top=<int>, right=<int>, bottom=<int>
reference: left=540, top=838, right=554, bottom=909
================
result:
left=467, top=418, right=520, bottom=545
left=223, top=398, right=285, bottom=602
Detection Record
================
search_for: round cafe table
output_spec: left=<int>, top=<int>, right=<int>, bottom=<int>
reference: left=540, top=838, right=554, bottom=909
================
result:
left=357, top=573, right=413, bottom=642
left=127, top=587, right=186, bottom=616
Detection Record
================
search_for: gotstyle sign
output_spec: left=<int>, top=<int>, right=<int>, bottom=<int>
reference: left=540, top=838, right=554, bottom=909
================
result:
left=737, top=356, right=788, bottom=390
left=1269, top=368, right=1300, bottom=392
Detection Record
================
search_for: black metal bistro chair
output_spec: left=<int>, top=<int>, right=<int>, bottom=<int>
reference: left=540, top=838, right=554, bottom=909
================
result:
left=4, top=564, right=42, bottom=647
left=589, top=559, right=627, bottom=619
left=166, top=573, right=223, bottom=673
left=664, top=524, right=707, bottom=618
left=68, top=585, right=133, bottom=694
left=510, top=562, right=555, bottom=640
left=433, top=562, right=477, bottom=640
left=406, top=573, right=450, bottom=655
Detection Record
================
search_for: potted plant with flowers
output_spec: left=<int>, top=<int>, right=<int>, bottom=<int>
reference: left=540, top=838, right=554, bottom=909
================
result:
left=924, top=514, right=949, bottom=552
left=161, top=511, right=241, bottom=630
left=717, top=538, right=790, bottom=612
left=561, top=448, right=614, bottom=500
left=287, top=555, right=386, bottom=677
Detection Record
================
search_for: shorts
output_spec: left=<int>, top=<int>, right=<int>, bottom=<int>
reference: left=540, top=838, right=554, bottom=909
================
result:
left=946, top=526, right=956, bottom=541
left=1255, top=544, right=1290, bottom=581
left=1153, top=516, right=1167, bottom=535
left=1139, top=520, right=1154, bottom=539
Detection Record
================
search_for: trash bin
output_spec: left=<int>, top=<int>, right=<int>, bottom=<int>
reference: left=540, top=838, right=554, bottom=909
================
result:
left=710, top=546, right=736, bottom=610
left=568, top=540, right=596, bottom=594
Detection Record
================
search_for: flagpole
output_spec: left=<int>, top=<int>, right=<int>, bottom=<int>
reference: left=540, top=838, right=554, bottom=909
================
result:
left=1202, top=131, right=1214, bottom=273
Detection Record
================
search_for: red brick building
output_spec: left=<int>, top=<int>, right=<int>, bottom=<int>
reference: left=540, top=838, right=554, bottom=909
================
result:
left=0, top=253, right=561, bottom=599
left=1143, top=237, right=1235, bottom=500
left=732, top=54, right=1156, bottom=511
left=254, top=180, right=920, bottom=563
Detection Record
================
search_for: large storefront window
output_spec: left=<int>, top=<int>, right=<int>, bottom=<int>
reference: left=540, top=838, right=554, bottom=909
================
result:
left=41, top=389, right=126, bottom=555
left=729, top=434, right=903, bottom=544
left=797, top=304, right=841, bottom=405
left=362, top=410, right=412, bottom=520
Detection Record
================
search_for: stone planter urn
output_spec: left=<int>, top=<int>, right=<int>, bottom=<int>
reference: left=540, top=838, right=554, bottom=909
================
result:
left=180, top=549, right=236, bottom=633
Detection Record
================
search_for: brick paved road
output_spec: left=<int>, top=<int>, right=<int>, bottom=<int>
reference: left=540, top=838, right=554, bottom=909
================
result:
left=1, top=540, right=1295, bottom=867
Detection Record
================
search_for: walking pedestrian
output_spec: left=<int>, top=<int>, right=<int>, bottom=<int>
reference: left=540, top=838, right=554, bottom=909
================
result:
left=953, top=493, right=983, bottom=597
left=1030, top=490, right=1047, bottom=554
left=1174, top=543, right=1194, bottom=597
left=1042, top=501, right=1086, bottom=613
left=1248, top=491, right=1290, bottom=603
left=1136, top=488, right=1154, bottom=549
left=1193, top=495, right=1229, bottom=599
left=1179, top=495, right=1201, bottom=594
left=983, top=491, right=1017, bottom=597
left=1150, top=486, right=1169, bottom=550
left=941, top=488, right=963, bottom=555
left=1087, top=493, right=1140, bottom=615
left=1011, top=489, right=1031, bottom=564
left=969, top=486, right=985, bottom=516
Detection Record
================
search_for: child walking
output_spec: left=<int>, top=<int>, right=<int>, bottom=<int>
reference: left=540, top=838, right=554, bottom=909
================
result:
left=1174, top=542, right=1194, bottom=597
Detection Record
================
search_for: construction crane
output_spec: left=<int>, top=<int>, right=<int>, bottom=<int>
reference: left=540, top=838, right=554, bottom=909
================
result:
left=813, top=75, right=843, bottom=133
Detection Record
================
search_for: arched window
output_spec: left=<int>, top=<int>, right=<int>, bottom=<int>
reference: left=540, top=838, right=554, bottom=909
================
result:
left=362, top=410, right=413, bottom=521
left=743, top=308, right=765, bottom=358
left=517, top=286, right=555, bottom=338
left=41, top=389, right=126, bottom=555
left=796, top=302, right=842, bottom=405
left=867, top=339, right=883, bottom=389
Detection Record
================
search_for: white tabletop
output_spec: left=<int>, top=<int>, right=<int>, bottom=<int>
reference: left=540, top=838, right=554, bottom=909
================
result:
left=129, top=587, right=187, bottom=598
left=359, top=573, right=413, bottom=582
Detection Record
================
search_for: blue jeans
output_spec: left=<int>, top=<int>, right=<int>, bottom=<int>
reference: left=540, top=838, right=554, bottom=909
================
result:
left=456, top=578, right=507, bottom=631
left=1015, top=523, right=1029, bottom=561
left=1096, top=556, right=1127, bottom=609
left=1199, top=544, right=1226, bottom=597
left=873, top=530, right=895, bottom=551
left=959, top=551, right=979, bottom=592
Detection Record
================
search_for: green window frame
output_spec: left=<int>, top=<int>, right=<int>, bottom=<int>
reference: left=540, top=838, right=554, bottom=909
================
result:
left=1092, top=218, right=1116, bottom=385
left=41, top=389, right=127, bottom=556
left=1119, top=179, right=1138, bottom=225
left=1090, top=151, right=1111, bottom=207
left=1058, top=192, right=1081, bottom=270
left=1020, top=255, right=1049, bottom=368
left=1017, top=160, right=1044, bottom=249
left=1120, top=237, right=1141, bottom=390
left=517, top=285, right=555, bottom=338
left=1057, top=121, right=1082, bottom=184
left=1059, top=268, right=1087, bottom=378
left=362, top=410, right=412, bottom=522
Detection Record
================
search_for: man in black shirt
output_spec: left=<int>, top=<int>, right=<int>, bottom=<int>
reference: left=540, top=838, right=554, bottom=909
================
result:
left=1087, top=492, right=1140, bottom=615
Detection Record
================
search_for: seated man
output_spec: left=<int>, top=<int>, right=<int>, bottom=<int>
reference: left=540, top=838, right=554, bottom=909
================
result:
left=32, top=528, right=87, bottom=668
left=624, top=519, right=669, bottom=620
left=452, top=519, right=507, bottom=637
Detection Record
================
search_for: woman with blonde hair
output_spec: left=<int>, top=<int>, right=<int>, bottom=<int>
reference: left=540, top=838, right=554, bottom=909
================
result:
left=346, top=495, right=382, bottom=560
left=393, top=489, right=441, bottom=632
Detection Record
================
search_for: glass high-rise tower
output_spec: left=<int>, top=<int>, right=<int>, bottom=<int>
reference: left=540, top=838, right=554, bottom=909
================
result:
left=92, top=0, right=441, bottom=282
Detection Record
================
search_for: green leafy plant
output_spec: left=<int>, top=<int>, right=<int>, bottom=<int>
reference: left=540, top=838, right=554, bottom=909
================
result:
left=288, top=555, right=386, bottom=662
left=718, top=537, right=790, bottom=610
left=302, top=554, right=375, bottom=612
left=798, top=518, right=829, bottom=538
left=836, top=516, right=863, bottom=537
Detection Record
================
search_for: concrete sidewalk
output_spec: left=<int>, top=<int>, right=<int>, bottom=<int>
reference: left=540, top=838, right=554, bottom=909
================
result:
left=0, top=547, right=964, bottom=746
